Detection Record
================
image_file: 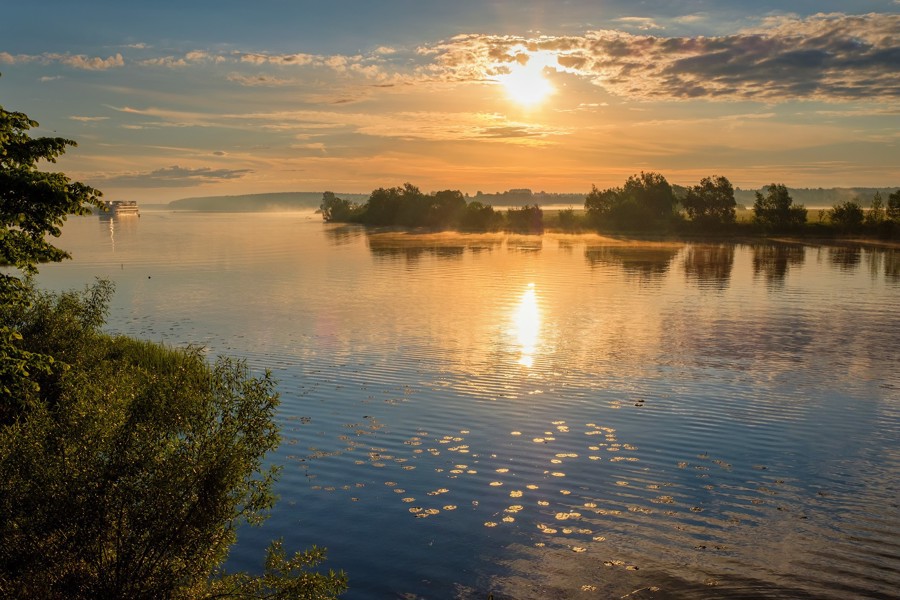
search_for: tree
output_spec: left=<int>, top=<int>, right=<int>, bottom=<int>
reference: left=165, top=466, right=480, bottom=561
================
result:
left=584, top=185, right=620, bottom=224
left=556, top=208, right=582, bottom=231
left=828, top=199, right=864, bottom=233
left=459, top=201, right=502, bottom=231
left=866, top=191, right=886, bottom=226
left=394, top=183, right=430, bottom=227
left=505, top=204, right=543, bottom=233
left=320, top=191, right=360, bottom=223
left=428, top=189, right=466, bottom=228
left=682, top=175, right=736, bottom=227
left=584, top=172, right=676, bottom=230
left=1, top=86, right=103, bottom=403
left=361, top=183, right=428, bottom=226
left=753, top=184, right=807, bottom=231
left=0, top=94, right=102, bottom=281
left=622, top=171, right=676, bottom=221
left=1, top=94, right=347, bottom=599
left=0, top=282, right=347, bottom=599
left=888, top=190, right=900, bottom=221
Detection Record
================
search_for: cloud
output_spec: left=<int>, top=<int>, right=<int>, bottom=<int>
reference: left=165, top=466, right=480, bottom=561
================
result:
left=0, top=52, right=123, bottom=70
left=291, top=142, right=327, bottom=153
left=107, top=103, right=563, bottom=145
left=353, top=111, right=563, bottom=143
left=140, top=56, right=190, bottom=68
left=415, top=13, right=900, bottom=102
left=133, top=48, right=391, bottom=82
left=70, top=116, right=109, bottom=122
left=478, top=125, right=546, bottom=138
left=673, top=14, right=708, bottom=25
left=227, top=73, right=293, bottom=87
left=98, top=165, right=253, bottom=187
left=615, top=17, right=665, bottom=31
left=237, top=52, right=317, bottom=66
left=140, top=50, right=228, bottom=68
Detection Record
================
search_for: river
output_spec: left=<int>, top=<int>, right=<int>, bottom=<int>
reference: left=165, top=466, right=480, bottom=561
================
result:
left=36, top=211, right=900, bottom=599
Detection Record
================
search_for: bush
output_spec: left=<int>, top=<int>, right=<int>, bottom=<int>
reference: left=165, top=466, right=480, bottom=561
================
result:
left=505, top=204, right=544, bottom=233
left=459, top=201, right=503, bottom=231
left=753, top=184, right=807, bottom=232
left=0, top=281, right=347, bottom=600
left=555, top=208, right=583, bottom=231
left=829, top=200, right=865, bottom=233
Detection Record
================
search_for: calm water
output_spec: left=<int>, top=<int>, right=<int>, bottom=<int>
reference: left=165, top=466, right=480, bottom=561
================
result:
left=36, top=212, right=900, bottom=599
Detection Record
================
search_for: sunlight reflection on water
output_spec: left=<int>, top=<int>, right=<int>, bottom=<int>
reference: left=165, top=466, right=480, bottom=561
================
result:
left=512, top=282, right=540, bottom=368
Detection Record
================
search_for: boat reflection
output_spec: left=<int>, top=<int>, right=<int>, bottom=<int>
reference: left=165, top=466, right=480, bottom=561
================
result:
left=97, top=214, right=138, bottom=253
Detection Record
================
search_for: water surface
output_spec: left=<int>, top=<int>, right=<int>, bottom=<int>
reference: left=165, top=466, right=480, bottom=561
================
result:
left=37, top=212, right=900, bottom=599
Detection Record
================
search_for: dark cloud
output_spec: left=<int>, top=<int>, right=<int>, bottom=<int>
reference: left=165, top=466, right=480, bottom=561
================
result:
left=100, top=165, right=252, bottom=187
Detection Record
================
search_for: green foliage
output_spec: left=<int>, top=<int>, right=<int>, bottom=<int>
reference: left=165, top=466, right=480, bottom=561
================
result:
left=622, top=171, right=676, bottom=220
left=829, top=199, right=865, bottom=233
left=753, top=184, right=807, bottom=231
left=1, top=95, right=345, bottom=599
left=1, top=89, right=103, bottom=416
left=866, top=192, right=885, bottom=226
left=505, top=204, right=543, bottom=233
left=428, top=189, right=467, bottom=228
left=203, top=540, right=347, bottom=600
left=888, top=190, right=900, bottom=221
left=0, top=281, right=347, bottom=600
left=364, top=184, right=421, bottom=226
left=555, top=208, right=583, bottom=231
left=320, top=191, right=362, bottom=223
left=682, top=176, right=737, bottom=228
left=584, top=185, right=619, bottom=223
left=0, top=278, right=112, bottom=422
left=322, top=183, right=500, bottom=231
left=459, top=200, right=502, bottom=231
left=0, top=94, right=102, bottom=280
left=585, top=172, right=677, bottom=230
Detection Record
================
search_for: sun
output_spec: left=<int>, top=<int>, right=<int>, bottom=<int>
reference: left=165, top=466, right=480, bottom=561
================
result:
left=498, top=62, right=554, bottom=107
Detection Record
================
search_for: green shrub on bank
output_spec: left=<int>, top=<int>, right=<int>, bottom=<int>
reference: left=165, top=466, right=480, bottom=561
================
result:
left=0, top=281, right=347, bottom=600
left=1, top=88, right=346, bottom=599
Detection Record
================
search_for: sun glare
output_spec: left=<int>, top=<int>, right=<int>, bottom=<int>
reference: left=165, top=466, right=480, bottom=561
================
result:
left=512, top=283, right=541, bottom=367
left=498, top=62, right=554, bottom=107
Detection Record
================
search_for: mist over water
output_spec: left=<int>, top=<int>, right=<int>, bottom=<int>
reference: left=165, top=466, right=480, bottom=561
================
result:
left=36, top=212, right=900, bottom=599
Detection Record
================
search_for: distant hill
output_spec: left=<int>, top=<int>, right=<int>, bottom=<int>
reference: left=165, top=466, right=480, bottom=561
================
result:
left=168, top=192, right=368, bottom=212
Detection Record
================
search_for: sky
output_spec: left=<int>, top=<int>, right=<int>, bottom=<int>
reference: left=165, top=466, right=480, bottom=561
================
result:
left=1, top=1, right=898, bottom=202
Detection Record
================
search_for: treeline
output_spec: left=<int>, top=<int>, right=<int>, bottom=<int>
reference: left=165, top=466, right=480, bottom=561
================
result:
left=472, top=188, right=585, bottom=207
left=734, top=186, right=899, bottom=209
left=321, top=174, right=900, bottom=237
left=320, top=184, right=544, bottom=233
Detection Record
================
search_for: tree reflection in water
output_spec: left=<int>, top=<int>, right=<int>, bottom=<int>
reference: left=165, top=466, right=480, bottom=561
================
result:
left=752, top=243, right=806, bottom=286
left=828, top=245, right=862, bottom=271
left=682, top=244, right=735, bottom=290
left=584, top=245, right=680, bottom=283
